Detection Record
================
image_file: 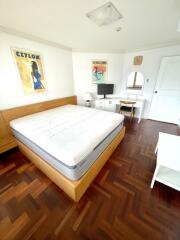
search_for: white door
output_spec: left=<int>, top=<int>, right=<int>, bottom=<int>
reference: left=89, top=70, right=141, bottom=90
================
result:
left=149, top=56, right=180, bottom=124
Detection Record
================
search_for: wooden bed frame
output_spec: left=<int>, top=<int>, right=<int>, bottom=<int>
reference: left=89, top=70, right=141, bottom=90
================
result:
left=1, top=96, right=125, bottom=201
left=17, top=127, right=125, bottom=202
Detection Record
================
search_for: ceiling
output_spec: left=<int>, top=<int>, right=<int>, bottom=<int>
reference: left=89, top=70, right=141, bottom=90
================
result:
left=0, top=0, right=180, bottom=52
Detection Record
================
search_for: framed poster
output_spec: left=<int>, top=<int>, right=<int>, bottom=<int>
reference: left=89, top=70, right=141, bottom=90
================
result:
left=133, top=56, right=143, bottom=65
left=92, top=60, right=107, bottom=84
left=12, top=48, right=47, bottom=94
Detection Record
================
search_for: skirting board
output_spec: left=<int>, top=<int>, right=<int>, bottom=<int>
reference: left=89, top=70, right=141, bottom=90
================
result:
left=17, top=126, right=125, bottom=202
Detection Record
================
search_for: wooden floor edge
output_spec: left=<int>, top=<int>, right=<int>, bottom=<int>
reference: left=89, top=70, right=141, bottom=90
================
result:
left=17, top=126, right=125, bottom=201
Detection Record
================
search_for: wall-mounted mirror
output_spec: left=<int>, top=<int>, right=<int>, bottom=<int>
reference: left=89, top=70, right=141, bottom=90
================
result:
left=126, top=71, right=144, bottom=91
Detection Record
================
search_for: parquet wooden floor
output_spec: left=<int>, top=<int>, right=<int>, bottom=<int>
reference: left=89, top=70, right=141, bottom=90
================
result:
left=0, top=119, right=180, bottom=240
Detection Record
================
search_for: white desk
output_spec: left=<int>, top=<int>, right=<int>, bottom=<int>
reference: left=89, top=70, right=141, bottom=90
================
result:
left=93, top=98, right=145, bottom=123
left=151, top=132, right=180, bottom=190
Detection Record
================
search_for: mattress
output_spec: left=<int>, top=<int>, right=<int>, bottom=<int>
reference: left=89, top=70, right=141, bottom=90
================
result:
left=12, top=123, right=123, bottom=180
left=10, top=105, right=124, bottom=180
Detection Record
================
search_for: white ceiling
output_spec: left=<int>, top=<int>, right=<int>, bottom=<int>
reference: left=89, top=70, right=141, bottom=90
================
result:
left=0, top=0, right=180, bottom=52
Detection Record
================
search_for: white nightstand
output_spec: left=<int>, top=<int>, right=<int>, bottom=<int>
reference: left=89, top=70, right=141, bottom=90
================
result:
left=151, top=132, right=180, bottom=190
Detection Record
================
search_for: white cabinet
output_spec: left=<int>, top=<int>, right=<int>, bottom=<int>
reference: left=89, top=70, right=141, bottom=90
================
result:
left=94, top=99, right=116, bottom=112
left=104, top=99, right=117, bottom=112
left=94, top=98, right=145, bottom=123
left=94, top=99, right=105, bottom=110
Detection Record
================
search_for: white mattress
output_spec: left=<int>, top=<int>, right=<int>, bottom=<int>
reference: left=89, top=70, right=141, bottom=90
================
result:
left=12, top=123, right=122, bottom=180
left=10, top=105, right=124, bottom=167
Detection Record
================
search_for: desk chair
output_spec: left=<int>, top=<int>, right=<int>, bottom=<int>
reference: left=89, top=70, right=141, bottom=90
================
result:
left=119, top=100, right=136, bottom=121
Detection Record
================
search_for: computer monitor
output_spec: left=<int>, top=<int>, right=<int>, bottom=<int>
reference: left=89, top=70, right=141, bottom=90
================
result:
left=97, top=84, right=114, bottom=98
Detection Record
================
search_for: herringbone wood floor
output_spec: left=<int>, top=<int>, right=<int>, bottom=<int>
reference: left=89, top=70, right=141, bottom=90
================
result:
left=0, top=120, right=180, bottom=240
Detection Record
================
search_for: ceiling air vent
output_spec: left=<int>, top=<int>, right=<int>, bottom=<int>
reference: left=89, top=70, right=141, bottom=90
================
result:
left=86, top=2, right=123, bottom=26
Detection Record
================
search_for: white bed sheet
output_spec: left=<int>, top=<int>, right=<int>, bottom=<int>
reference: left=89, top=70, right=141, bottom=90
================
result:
left=10, top=105, right=124, bottom=167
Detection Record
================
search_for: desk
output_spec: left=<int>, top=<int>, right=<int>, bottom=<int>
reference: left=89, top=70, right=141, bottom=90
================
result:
left=151, top=132, right=180, bottom=190
left=93, top=98, right=145, bottom=123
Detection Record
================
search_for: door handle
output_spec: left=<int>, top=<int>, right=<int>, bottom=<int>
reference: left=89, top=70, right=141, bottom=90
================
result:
left=154, top=91, right=158, bottom=93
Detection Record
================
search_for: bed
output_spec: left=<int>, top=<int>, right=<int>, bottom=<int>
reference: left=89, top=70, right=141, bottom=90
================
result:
left=9, top=101, right=125, bottom=201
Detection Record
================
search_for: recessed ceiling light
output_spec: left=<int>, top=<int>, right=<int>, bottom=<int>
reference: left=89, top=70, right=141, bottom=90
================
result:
left=86, top=2, right=123, bottom=27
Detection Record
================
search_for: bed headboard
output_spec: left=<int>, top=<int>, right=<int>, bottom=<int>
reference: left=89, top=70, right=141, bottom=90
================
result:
left=0, top=95, right=77, bottom=154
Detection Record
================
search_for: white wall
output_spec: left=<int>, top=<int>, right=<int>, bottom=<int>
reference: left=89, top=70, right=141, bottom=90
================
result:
left=72, top=52, right=124, bottom=105
left=1, top=30, right=180, bottom=119
left=0, top=31, right=74, bottom=110
left=73, top=45, right=180, bottom=118
left=122, top=45, right=180, bottom=118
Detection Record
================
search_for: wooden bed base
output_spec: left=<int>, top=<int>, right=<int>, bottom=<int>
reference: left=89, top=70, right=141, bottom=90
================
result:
left=17, top=126, right=125, bottom=202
